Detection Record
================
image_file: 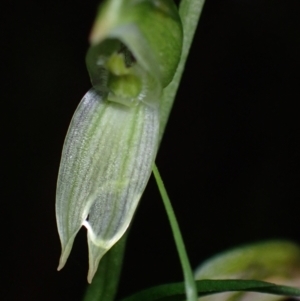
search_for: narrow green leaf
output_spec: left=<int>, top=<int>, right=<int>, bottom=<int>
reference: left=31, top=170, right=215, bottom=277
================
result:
left=119, top=279, right=300, bottom=301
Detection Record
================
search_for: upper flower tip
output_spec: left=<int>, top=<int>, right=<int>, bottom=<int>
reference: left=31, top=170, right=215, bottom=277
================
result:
left=88, top=0, right=121, bottom=45
left=89, top=18, right=110, bottom=45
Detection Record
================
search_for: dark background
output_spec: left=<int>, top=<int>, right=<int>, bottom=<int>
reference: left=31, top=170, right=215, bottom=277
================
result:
left=2, top=0, right=300, bottom=300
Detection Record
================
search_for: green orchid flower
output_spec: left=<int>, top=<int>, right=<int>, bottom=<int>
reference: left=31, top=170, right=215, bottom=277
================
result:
left=56, top=0, right=182, bottom=283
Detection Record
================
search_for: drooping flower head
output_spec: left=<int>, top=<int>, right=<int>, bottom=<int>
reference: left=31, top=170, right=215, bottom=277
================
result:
left=56, top=0, right=182, bottom=283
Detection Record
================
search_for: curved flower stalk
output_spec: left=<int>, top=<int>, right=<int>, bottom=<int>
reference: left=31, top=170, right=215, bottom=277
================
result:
left=56, top=0, right=182, bottom=283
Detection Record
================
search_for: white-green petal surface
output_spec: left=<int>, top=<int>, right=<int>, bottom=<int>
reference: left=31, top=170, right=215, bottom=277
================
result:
left=56, top=89, right=159, bottom=282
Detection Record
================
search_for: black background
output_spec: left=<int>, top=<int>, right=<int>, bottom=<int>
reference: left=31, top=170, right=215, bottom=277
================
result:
left=2, top=0, right=300, bottom=300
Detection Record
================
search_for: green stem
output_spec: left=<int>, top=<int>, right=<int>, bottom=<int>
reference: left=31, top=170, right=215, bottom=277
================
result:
left=83, top=232, right=128, bottom=301
left=152, top=164, right=197, bottom=301
left=159, top=0, right=206, bottom=140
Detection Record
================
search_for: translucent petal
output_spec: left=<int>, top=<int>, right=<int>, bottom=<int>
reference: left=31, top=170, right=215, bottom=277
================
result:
left=56, top=89, right=159, bottom=282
